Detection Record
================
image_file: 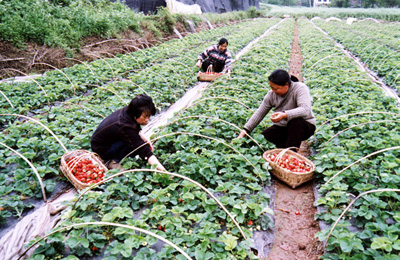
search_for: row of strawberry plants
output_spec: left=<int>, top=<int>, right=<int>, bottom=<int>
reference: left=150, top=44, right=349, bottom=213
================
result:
left=298, top=18, right=400, bottom=259
left=312, top=19, right=400, bottom=94
left=0, top=18, right=276, bottom=126
left=0, top=19, right=282, bottom=236
left=22, top=18, right=295, bottom=259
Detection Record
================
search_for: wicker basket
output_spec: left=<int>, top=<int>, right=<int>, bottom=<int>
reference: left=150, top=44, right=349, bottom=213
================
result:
left=263, top=148, right=315, bottom=189
left=60, top=150, right=108, bottom=191
left=198, top=65, right=222, bottom=82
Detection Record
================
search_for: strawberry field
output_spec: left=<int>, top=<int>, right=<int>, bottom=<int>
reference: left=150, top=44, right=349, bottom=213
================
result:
left=1, top=16, right=400, bottom=260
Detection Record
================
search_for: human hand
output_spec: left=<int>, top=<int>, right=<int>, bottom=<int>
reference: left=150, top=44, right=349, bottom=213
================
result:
left=196, top=60, right=201, bottom=68
left=270, top=112, right=287, bottom=123
left=237, top=129, right=247, bottom=139
left=226, top=70, right=231, bottom=78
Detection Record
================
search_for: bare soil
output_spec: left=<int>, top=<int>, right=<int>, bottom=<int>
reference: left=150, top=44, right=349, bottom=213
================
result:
left=267, top=20, right=324, bottom=260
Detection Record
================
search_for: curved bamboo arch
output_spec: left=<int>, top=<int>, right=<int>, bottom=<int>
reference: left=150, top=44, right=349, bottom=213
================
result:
left=71, top=169, right=247, bottom=240
left=358, top=41, right=379, bottom=57
left=86, top=53, right=116, bottom=79
left=212, top=76, right=267, bottom=89
left=171, top=96, right=255, bottom=123
left=340, top=77, right=376, bottom=85
left=89, top=84, right=128, bottom=105
left=1, top=113, right=68, bottom=152
left=366, top=45, right=389, bottom=64
left=322, top=120, right=400, bottom=147
left=323, top=146, right=400, bottom=186
left=167, top=59, right=194, bottom=74
left=315, top=111, right=400, bottom=132
left=32, top=62, right=76, bottom=92
left=63, top=101, right=106, bottom=119
left=178, top=97, right=254, bottom=120
left=98, top=51, right=128, bottom=70
left=155, top=64, right=185, bottom=82
left=126, top=80, right=151, bottom=96
left=231, top=71, right=267, bottom=81
left=307, top=47, right=342, bottom=61
left=0, top=141, right=47, bottom=202
left=376, top=52, right=400, bottom=69
left=0, top=90, right=13, bottom=108
left=124, top=132, right=262, bottom=182
left=141, top=70, right=172, bottom=89
left=204, top=86, right=260, bottom=105
left=2, top=68, right=48, bottom=96
left=324, top=188, right=400, bottom=248
left=18, top=221, right=192, bottom=260
left=309, top=53, right=346, bottom=69
left=123, top=52, right=144, bottom=70
left=153, top=115, right=265, bottom=152
left=62, top=58, right=95, bottom=76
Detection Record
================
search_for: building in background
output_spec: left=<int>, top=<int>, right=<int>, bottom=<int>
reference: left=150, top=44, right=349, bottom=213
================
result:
left=314, top=0, right=331, bottom=6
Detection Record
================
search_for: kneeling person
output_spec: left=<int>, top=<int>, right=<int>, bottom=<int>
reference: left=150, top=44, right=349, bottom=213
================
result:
left=91, top=94, right=166, bottom=171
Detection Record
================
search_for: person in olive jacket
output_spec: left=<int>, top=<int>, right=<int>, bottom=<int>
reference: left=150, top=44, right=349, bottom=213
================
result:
left=91, top=94, right=166, bottom=171
left=237, top=69, right=316, bottom=149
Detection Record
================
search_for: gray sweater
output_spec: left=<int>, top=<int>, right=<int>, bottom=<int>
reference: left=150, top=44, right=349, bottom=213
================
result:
left=244, top=81, right=316, bottom=133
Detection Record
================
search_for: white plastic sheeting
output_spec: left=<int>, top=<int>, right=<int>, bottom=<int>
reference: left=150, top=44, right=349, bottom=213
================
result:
left=0, top=190, right=76, bottom=260
left=166, top=0, right=202, bottom=14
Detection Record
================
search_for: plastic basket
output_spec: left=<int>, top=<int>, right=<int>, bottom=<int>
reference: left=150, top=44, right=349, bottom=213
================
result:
left=263, top=148, right=315, bottom=188
left=60, top=149, right=107, bottom=191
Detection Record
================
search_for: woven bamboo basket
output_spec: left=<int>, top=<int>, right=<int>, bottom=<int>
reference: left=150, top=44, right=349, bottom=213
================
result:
left=263, top=148, right=315, bottom=189
left=60, top=149, right=107, bottom=191
left=198, top=65, right=222, bottom=82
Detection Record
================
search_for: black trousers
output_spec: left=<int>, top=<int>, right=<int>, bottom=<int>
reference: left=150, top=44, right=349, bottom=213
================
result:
left=261, top=118, right=316, bottom=148
left=201, top=59, right=225, bottom=73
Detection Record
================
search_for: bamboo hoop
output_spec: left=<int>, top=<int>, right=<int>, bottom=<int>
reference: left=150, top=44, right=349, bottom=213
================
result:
left=316, top=111, right=400, bottom=133
left=89, top=84, right=128, bottom=105
left=72, top=169, right=247, bottom=240
left=32, top=62, right=76, bottom=93
left=98, top=51, right=128, bottom=70
left=17, top=221, right=192, bottom=260
left=120, top=132, right=263, bottom=184
left=0, top=90, right=14, bottom=108
left=309, top=53, right=344, bottom=69
left=154, top=115, right=265, bottom=152
left=0, top=141, right=47, bottom=202
left=64, top=101, right=105, bottom=119
left=86, top=53, right=116, bottom=79
left=1, top=113, right=68, bottom=152
left=322, top=120, right=400, bottom=147
left=204, top=86, right=260, bottom=104
left=323, top=146, right=400, bottom=186
left=324, top=188, right=400, bottom=248
left=2, top=68, right=48, bottom=96
left=62, top=58, right=95, bottom=76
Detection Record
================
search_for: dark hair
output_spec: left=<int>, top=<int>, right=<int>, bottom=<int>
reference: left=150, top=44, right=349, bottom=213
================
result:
left=127, top=94, right=156, bottom=119
left=268, top=69, right=299, bottom=86
left=218, top=38, right=228, bottom=46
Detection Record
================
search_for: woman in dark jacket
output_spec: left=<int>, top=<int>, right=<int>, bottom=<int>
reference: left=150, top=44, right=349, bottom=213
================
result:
left=91, top=94, right=166, bottom=171
left=196, top=38, right=232, bottom=76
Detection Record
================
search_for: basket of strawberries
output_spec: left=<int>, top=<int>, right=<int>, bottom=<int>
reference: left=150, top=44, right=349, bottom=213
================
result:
left=60, top=150, right=107, bottom=191
left=263, top=148, right=315, bottom=188
left=197, top=66, right=222, bottom=82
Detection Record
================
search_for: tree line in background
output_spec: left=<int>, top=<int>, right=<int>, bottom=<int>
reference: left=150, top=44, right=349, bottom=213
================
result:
left=261, top=0, right=399, bottom=8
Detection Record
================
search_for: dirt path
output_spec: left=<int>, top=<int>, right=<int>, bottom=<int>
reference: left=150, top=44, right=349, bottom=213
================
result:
left=267, top=20, right=323, bottom=260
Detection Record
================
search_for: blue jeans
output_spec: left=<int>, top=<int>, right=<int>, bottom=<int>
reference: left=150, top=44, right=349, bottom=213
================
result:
left=102, top=141, right=133, bottom=163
